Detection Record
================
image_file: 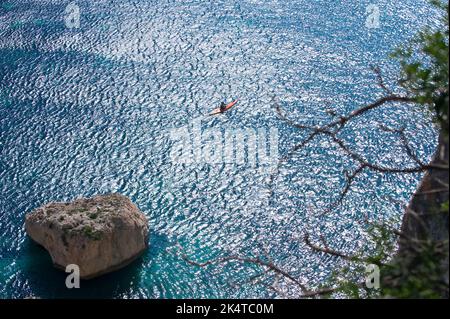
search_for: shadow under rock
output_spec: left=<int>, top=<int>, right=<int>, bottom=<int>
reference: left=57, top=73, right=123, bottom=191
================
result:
left=20, top=237, right=147, bottom=299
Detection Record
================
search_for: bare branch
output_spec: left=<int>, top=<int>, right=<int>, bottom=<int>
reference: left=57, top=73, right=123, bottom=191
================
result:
left=336, top=164, right=366, bottom=209
left=326, top=132, right=442, bottom=173
left=179, top=251, right=309, bottom=291
left=415, top=187, right=449, bottom=195
left=371, top=65, right=393, bottom=95
left=379, top=125, right=427, bottom=167
left=304, top=234, right=355, bottom=261
left=274, top=102, right=315, bottom=131
left=298, top=286, right=341, bottom=298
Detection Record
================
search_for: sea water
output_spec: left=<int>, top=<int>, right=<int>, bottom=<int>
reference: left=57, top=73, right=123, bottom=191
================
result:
left=0, top=0, right=439, bottom=298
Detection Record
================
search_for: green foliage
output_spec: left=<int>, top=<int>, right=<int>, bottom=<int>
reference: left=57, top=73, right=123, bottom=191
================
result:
left=319, top=221, right=447, bottom=299
left=82, top=226, right=101, bottom=240
left=88, top=212, right=99, bottom=219
left=306, top=0, right=449, bottom=300
left=383, top=0, right=449, bottom=298
left=320, top=223, right=394, bottom=299
left=380, top=240, right=448, bottom=299
left=391, top=0, right=449, bottom=135
left=441, top=200, right=449, bottom=213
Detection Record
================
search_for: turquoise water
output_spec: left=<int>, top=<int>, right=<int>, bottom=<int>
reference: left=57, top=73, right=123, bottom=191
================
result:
left=0, top=0, right=439, bottom=298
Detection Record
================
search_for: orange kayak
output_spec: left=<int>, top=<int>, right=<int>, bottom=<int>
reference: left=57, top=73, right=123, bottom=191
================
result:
left=209, top=100, right=238, bottom=116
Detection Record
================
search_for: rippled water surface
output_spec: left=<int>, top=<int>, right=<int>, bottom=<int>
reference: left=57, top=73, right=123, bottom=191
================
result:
left=0, top=0, right=440, bottom=298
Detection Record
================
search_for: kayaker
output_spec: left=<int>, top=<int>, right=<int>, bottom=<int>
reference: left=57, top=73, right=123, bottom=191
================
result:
left=219, top=102, right=227, bottom=113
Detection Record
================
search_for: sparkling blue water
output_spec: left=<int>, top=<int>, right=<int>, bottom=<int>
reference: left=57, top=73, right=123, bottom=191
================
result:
left=0, top=0, right=440, bottom=298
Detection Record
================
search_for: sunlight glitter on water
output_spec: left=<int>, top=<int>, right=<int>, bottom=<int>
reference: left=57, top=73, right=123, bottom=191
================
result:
left=0, top=0, right=439, bottom=298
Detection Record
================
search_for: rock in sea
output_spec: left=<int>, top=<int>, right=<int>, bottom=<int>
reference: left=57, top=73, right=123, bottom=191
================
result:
left=25, top=193, right=149, bottom=279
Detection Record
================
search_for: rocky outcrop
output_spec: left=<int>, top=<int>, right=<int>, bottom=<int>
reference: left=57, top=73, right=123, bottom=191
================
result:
left=25, top=193, right=149, bottom=279
left=400, top=133, right=449, bottom=248
left=394, top=132, right=449, bottom=297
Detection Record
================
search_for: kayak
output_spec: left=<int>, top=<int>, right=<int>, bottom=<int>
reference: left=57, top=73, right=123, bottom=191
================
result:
left=209, top=100, right=238, bottom=116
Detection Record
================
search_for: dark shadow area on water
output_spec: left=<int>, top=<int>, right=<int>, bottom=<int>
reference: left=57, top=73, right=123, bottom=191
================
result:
left=21, top=237, right=147, bottom=299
